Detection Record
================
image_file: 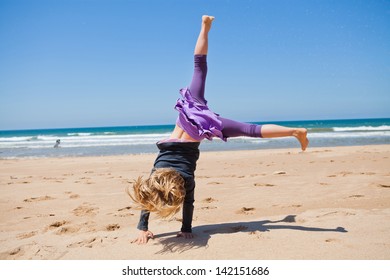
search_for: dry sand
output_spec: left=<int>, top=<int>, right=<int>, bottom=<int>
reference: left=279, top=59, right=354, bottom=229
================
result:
left=1, top=145, right=389, bottom=260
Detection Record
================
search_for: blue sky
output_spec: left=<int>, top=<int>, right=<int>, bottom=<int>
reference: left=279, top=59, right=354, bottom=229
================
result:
left=0, top=0, right=389, bottom=130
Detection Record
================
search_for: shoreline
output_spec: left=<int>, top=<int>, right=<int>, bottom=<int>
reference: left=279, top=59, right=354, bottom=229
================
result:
left=2, top=117, right=390, bottom=159
left=1, top=142, right=390, bottom=160
left=1, top=144, right=389, bottom=259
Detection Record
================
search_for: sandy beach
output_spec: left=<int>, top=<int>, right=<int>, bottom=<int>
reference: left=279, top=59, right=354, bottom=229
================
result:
left=0, top=145, right=389, bottom=260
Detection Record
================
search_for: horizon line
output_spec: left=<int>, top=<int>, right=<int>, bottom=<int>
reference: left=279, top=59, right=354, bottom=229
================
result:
left=1, top=117, right=390, bottom=132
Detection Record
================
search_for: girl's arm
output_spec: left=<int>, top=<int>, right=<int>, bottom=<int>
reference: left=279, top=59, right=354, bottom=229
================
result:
left=179, top=179, right=195, bottom=237
left=133, top=210, right=154, bottom=244
left=137, top=209, right=150, bottom=231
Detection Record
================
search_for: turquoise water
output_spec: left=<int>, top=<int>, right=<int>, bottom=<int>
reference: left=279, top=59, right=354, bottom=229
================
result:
left=0, top=118, right=389, bottom=158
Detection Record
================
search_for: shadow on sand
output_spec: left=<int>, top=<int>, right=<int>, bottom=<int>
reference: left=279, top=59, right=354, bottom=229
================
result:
left=153, top=215, right=347, bottom=255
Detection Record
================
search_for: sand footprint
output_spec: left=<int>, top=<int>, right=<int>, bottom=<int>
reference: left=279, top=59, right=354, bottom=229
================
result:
left=290, top=204, right=302, bottom=208
left=236, top=207, right=255, bottom=215
left=23, top=195, right=55, bottom=202
left=360, top=172, right=376, bottom=175
left=64, top=191, right=80, bottom=199
left=57, top=226, right=81, bottom=235
left=20, top=181, right=31, bottom=184
left=200, top=197, right=218, bottom=210
left=72, top=203, right=99, bottom=217
left=9, top=247, right=23, bottom=256
left=207, top=181, right=222, bottom=185
left=200, top=206, right=217, bottom=210
left=316, top=210, right=356, bottom=218
left=118, top=206, right=132, bottom=211
left=77, top=176, right=95, bottom=184
left=202, top=197, right=217, bottom=203
left=327, top=171, right=354, bottom=177
left=0, top=243, right=36, bottom=259
left=339, top=171, right=353, bottom=176
left=273, top=171, right=287, bottom=175
left=108, top=206, right=133, bottom=217
left=67, top=237, right=103, bottom=248
left=254, top=183, right=275, bottom=187
left=48, top=220, right=68, bottom=229
left=43, top=176, right=65, bottom=183
left=348, top=195, right=364, bottom=199
left=249, top=231, right=263, bottom=240
left=250, top=173, right=266, bottom=177
left=106, top=224, right=120, bottom=231
left=325, top=238, right=339, bottom=243
left=17, top=231, right=38, bottom=240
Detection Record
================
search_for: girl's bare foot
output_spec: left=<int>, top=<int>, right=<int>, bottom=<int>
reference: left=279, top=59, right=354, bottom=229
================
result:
left=293, top=128, right=309, bottom=151
left=202, top=15, right=214, bottom=32
left=202, top=15, right=215, bottom=24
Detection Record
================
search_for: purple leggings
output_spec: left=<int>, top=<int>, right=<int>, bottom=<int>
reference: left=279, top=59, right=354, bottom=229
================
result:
left=189, top=55, right=262, bottom=138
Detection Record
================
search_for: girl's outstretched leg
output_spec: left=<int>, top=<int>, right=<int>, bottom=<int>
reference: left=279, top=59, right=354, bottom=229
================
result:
left=194, top=15, right=214, bottom=55
left=189, top=15, right=214, bottom=104
left=261, top=124, right=309, bottom=151
left=220, top=118, right=309, bottom=151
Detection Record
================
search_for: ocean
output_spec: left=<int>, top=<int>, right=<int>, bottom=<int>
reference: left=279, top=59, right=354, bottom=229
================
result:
left=0, top=118, right=389, bottom=158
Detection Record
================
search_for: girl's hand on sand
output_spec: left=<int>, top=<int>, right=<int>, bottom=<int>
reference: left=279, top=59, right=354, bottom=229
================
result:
left=132, top=230, right=154, bottom=244
left=177, top=231, right=194, bottom=239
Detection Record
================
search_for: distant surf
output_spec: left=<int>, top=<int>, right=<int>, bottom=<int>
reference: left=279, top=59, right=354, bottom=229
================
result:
left=0, top=118, right=389, bottom=158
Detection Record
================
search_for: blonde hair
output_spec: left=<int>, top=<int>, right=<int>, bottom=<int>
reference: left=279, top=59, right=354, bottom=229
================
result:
left=127, top=168, right=185, bottom=218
